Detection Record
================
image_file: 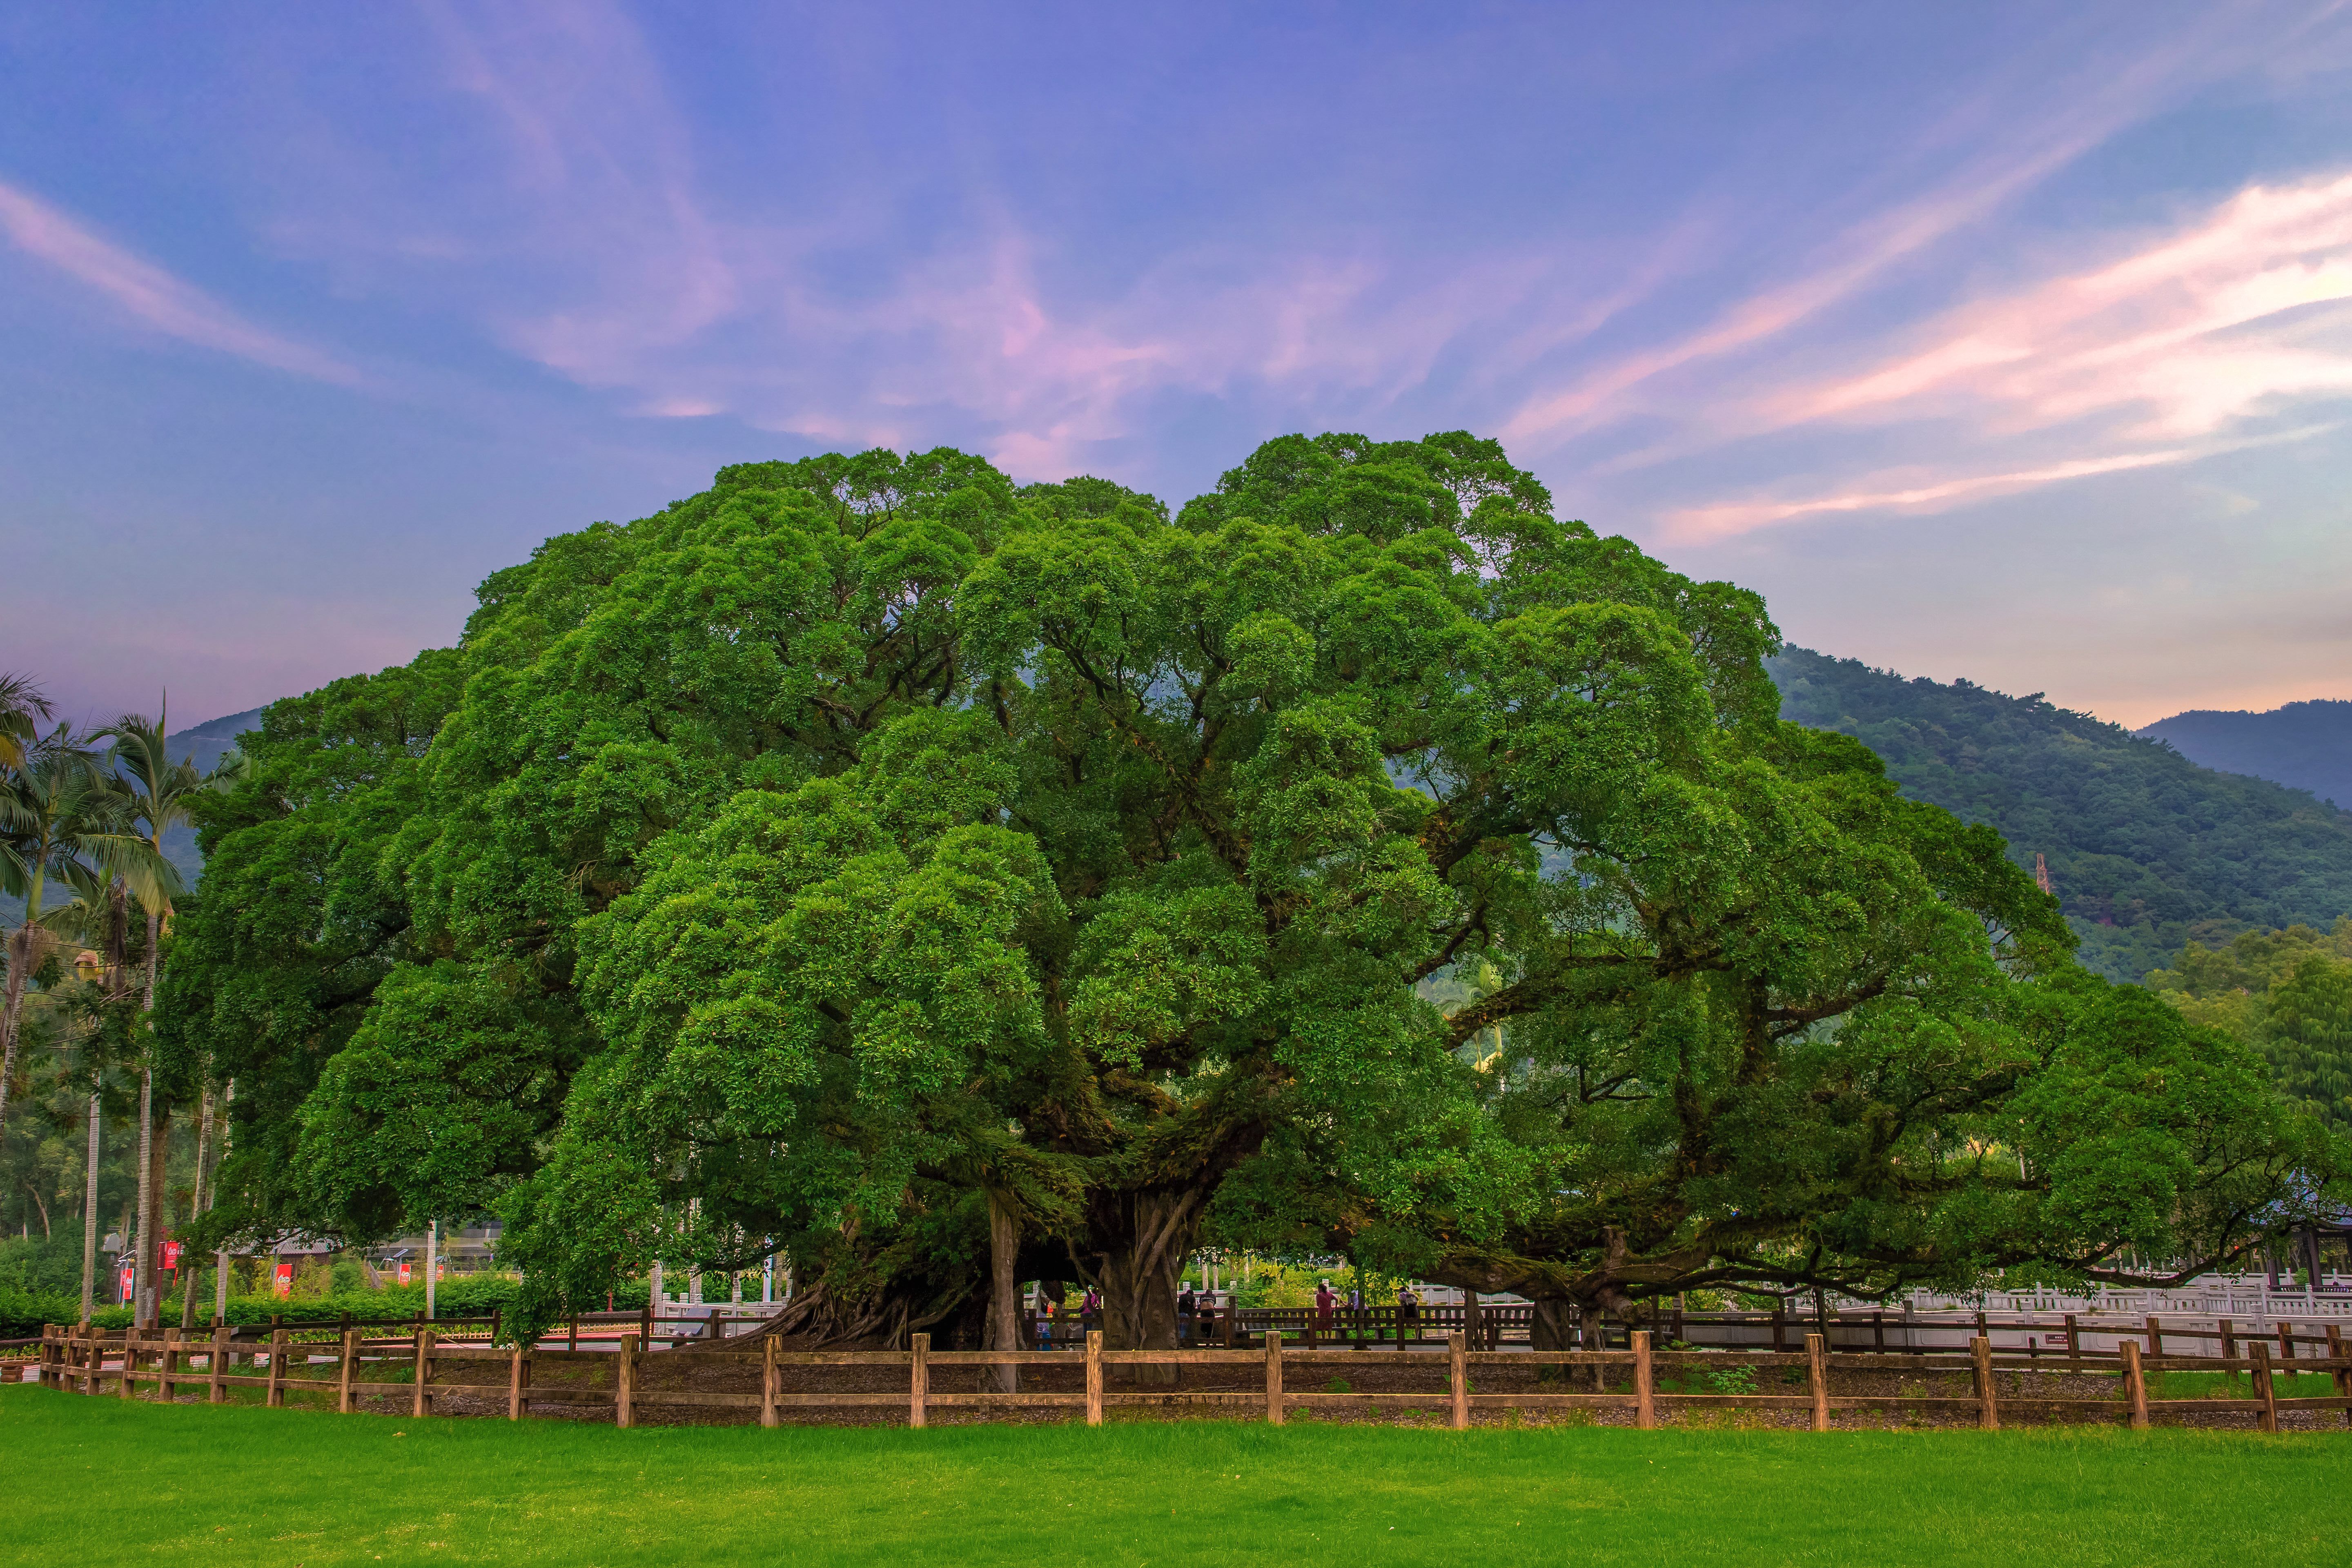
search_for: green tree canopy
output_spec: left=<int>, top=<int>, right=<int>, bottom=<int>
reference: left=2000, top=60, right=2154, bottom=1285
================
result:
left=160, top=433, right=2344, bottom=1350
left=2149, top=920, right=2352, bottom=1134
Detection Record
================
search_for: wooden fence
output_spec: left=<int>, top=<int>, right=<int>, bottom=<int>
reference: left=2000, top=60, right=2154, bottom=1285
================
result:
left=36, top=1318, right=2352, bottom=1433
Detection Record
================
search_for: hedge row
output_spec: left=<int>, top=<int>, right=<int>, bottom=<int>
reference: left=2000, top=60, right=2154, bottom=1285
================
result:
left=0, top=1277, right=656, bottom=1339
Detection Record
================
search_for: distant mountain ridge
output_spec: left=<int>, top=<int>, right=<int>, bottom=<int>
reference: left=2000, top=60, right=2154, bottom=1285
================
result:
left=2136, top=699, right=2352, bottom=810
left=1769, top=648, right=2352, bottom=983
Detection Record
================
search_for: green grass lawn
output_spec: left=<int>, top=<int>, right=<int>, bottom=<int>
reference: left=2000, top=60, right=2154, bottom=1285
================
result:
left=5, top=1384, right=2348, bottom=1566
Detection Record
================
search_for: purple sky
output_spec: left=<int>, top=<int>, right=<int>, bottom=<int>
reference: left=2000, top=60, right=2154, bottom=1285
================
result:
left=5, top=2, right=2352, bottom=729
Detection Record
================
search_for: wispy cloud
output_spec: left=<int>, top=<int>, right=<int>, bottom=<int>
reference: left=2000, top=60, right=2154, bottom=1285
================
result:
left=0, top=178, right=357, bottom=384
left=1498, top=7, right=2323, bottom=455
left=1769, top=170, right=2352, bottom=438
left=1668, top=170, right=2352, bottom=536
left=412, top=0, right=738, bottom=383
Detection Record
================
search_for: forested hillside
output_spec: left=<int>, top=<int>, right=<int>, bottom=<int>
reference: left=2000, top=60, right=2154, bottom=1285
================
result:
left=1770, top=648, right=2352, bottom=982
left=2138, top=699, right=2352, bottom=810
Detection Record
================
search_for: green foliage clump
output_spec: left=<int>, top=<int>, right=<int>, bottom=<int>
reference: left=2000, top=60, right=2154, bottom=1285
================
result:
left=1770, top=647, right=2352, bottom=982
left=2148, top=919, right=2352, bottom=1130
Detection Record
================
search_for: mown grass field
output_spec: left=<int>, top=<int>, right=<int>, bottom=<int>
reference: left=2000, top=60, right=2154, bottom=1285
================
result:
left=5, top=1384, right=2347, bottom=1566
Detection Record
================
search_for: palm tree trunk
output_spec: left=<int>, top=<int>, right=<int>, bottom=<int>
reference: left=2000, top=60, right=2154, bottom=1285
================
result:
left=79, top=1076, right=100, bottom=1324
left=181, top=1086, right=211, bottom=1332
left=133, top=907, right=159, bottom=1326
left=133, top=1067, right=154, bottom=1325
left=0, top=921, right=41, bottom=1139
left=213, top=1078, right=233, bottom=1322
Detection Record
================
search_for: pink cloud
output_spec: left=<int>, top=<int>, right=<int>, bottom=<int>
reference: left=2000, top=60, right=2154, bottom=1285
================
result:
left=0, top=178, right=358, bottom=384
left=1773, top=171, right=2352, bottom=439
left=1664, top=422, right=2339, bottom=540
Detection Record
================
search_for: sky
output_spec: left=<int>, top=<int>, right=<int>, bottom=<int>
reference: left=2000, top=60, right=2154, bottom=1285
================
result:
left=4, top=1, right=2352, bottom=731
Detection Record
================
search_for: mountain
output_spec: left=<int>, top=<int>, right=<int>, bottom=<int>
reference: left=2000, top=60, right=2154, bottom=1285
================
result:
left=1769, top=648, right=2352, bottom=984
left=2136, top=699, right=2352, bottom=810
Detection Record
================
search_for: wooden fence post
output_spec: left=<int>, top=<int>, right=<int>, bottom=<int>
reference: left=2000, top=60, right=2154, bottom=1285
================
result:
left=1633, top=1329, right=1655, bottom=1430
left=762, top=1334, right=780, bottom=1430
left=1971, top=1335, right=1998, bottom=1431
left=1770, top=1301, right=1786, bottom=1353
left=616, top=1332, right=637, bottom=1428
left=507, top=1344, right=528, bottom=1421
left=909, top=1333, right=929, bottom=1430
left=2063, top=1313, right=2079, bottom=1364
left=2145, top=1314, right=2162, bottom=1359
left=119, top=1329, right=139, bottom=1399
left=412, top=1327, right=435, bottom=1419
left=2120, top=1338, right=2149, bottom=1429
left=2327, top=1324, right=2348, bottom=1427
left=2278, top=1321, right=2295, bottom=1363
left=162, top=1328, right=181, bottom=1399
left=2219, top=1317, right=2236, bottom=1364
left=1449, top=1330, right=1468, bottom=1431
left=208, top=1325, right=228, bottom=1404
left=339, top=1329, right=359, bottom=1414
left=2251, top=1340, right=2278, bottom=1434
left=267, top=1329, right=289, bottom=1408
left=1264, top=1331, right=1284, bottom=1426
left=1806, top=1332, right=1828, bottom=1432
left=1085, top=1330, right=1103, bottom=1427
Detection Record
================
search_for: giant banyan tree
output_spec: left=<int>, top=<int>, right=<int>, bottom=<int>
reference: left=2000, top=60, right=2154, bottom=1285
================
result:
left=161, top=433, right=2344, bottom=1356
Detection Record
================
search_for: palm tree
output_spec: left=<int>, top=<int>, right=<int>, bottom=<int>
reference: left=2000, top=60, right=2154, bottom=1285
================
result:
left=0, top=671, right=54, bottom=774
left=105, top=707, right=240, bottom=1325
left=0, top=724, right=171, bottom=1145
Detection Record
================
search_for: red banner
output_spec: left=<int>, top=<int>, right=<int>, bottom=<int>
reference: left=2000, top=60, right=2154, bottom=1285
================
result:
left=162, top=1241, right=181, bottom=1271
left=273, top=1261, right=294, bottom=1299
left=118, top=1265, right=133, bottom=1303
left=398, top=1261, right=411, bottom=1287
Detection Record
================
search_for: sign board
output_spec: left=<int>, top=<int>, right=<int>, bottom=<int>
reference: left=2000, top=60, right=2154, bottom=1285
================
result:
left=273, top=1261, right=294, bottom=1299
left=163, top=1241, right=181, bottom=1270
left=398, top=1261, right=411, bottom=1287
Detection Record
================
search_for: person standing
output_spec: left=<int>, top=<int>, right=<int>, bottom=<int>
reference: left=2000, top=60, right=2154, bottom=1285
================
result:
left=1315, top=1279, right=1336, bottom=1336
left=1397, top=1283, right=1421, bottom=1342
left=1083, top=1285, right=1102, bottom=1339
left=1177, top=1282, right=1198, bottom=1347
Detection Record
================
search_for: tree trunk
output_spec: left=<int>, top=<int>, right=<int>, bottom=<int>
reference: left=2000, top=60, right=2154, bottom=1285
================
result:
left=1094, top=1189, right=1207, bottom=1388
left=1577, top=1301, right=1605, bottom=1391
left=131, top=908, right=163, bottom=1325
left=78, top=1080, right=100, bottom=1323
left=0, top=922, right=53, bottom=1138
left=985, top=1190, right=1020, bottom=1394
left=146, top=1105, right=172, bottom=1326
left=1531, top=1297, right=1575, bottom=1352
left=134, top=1067, right=155, bottom=1325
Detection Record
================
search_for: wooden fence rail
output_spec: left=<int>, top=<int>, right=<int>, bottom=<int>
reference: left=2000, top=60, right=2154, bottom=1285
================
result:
left=36, top=1321, right=2352, bottom=1435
